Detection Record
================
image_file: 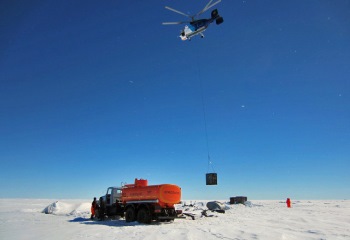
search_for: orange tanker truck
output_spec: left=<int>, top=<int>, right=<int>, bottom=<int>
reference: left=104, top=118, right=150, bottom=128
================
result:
left=97, top=178, right=181, bottom=223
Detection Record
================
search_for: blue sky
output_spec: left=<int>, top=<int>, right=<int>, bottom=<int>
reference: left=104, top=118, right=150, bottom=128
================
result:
left=1, top=0, right=349, bottom=200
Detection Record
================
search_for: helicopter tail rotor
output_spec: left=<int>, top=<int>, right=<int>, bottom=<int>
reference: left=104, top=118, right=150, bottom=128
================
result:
left=216, top=16, right=224, bottom=25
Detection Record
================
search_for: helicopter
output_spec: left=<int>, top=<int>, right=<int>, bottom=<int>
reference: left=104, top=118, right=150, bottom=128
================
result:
left=162, top=0, right=224, bottom=41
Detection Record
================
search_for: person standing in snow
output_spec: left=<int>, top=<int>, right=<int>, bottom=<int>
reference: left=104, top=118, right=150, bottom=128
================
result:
left=91, top=197, right=98, bottom=220
left=286, top=198, right=291, bottom=208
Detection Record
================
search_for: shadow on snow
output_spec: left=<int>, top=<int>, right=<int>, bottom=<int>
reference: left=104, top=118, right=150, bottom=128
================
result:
left=68, top=217, right=172, bottom=227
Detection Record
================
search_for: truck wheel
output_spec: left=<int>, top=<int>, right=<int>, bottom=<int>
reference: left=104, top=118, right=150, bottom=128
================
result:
left=125, top=207, right=136, bottom=222
left=137, top=208, right=151, bottom=224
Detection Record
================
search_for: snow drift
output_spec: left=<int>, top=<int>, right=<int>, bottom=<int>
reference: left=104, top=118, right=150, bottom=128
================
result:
left=1, top=199, right=349, bottom=240
left=42, top=200, right=91, bottom=218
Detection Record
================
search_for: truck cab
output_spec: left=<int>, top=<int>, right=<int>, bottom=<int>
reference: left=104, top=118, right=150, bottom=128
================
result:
left=101, top=187, right=124, bottom=217
left=104, top=187, right=122, bottom=205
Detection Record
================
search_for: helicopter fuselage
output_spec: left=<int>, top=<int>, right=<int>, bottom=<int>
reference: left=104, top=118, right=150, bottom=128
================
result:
left=180, top=18, right=213, bottom=40
left=191, top=18, right=215, bottom=30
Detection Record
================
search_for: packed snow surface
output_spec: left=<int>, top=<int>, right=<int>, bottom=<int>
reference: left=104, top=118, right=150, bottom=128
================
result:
left=0, top=199, right=349, bottom=240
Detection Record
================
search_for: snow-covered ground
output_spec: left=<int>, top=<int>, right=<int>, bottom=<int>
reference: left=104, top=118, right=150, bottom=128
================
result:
left=0, top=199, right=349, bottom=240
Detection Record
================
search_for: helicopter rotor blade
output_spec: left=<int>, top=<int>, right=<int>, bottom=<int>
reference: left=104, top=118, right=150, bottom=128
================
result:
left=165, top=6, right=191, bottom=18
left=203, top=0, right=214, bottom=13
left=195, top=0, right=222, bottom=17
left=162, top=21, right=189, bottom=25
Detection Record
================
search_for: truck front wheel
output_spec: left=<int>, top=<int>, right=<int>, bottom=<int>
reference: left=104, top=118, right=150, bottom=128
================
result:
left=137, top=208, right=152, bottom=224
left=125, top=207, right=136, bottom=222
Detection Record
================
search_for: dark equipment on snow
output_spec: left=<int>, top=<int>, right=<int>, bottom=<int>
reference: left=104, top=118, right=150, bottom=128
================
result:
left=230, top=196, right=248, bottom=204
left=206, top=201, right=226, bottom=213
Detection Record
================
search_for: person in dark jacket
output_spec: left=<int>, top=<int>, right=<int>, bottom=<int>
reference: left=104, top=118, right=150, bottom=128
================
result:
left=99, top=197, right=106, bottom=220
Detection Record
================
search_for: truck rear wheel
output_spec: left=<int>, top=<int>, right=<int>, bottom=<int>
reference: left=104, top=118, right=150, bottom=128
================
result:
left=125, top=207, right=136, bottom=222
left=137, top=208, right=152, bottom=224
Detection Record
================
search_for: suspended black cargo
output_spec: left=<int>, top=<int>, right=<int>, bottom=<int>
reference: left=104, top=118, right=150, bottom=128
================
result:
left=206, top=173, right=217, bottom=185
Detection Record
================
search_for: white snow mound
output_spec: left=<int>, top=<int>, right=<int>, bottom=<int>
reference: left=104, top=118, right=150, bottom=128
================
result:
left=42, top=201, right=90, bottom=218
